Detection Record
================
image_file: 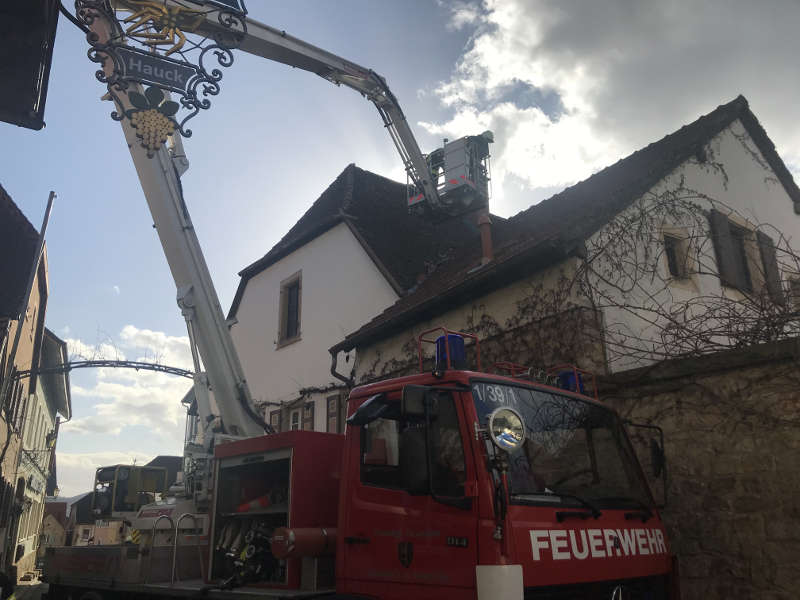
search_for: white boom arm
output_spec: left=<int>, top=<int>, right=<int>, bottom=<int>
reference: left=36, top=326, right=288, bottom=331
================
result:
left=231, top=17, right=441, bottom=211
left=88, top=4, right=446, bottom=446
left=88, top=9, right=268, bottom=442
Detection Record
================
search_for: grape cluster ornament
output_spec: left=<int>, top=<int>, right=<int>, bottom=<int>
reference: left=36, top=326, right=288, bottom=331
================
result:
left=126, top=86, right=179, bottom=156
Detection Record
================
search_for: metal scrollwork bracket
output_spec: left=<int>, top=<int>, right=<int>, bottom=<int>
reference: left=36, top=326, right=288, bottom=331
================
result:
left=75, top=0, right=247, bottom=156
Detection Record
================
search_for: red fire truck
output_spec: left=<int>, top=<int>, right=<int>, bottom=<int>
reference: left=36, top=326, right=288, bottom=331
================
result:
left=45, top=330, right=677, bottom=599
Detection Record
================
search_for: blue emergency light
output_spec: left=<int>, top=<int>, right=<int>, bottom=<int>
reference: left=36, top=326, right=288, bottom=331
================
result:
left=557, top=370, right=585, bottom=394
left=435, top=334, right=467, bottom=370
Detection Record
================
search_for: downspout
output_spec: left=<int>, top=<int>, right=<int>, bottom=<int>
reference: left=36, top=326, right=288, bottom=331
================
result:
left=329, top=348, right=354, bottom=387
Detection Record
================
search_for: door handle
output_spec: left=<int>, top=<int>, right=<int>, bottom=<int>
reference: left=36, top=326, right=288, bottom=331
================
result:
left=344, top=536, right=370, bottom=545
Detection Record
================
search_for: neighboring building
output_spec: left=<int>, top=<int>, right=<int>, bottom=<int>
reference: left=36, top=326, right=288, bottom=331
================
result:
left=12, top=328, right=70, bottom=576
left=40, top=499, right=67, bottom=552
left=0, top=184, right=49, bottom=575
left=332, top=95, right=800, bottom=380
left=63, top=493, right=97, bottom=547
left=227, top=165, right=483, bottom=432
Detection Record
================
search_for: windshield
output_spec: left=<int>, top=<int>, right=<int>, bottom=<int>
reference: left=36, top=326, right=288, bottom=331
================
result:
left=472, top=381, right=652, bottom=508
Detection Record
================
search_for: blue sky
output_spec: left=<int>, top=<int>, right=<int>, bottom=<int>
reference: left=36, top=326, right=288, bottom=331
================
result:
left=3, top=0, right=800, bottom=495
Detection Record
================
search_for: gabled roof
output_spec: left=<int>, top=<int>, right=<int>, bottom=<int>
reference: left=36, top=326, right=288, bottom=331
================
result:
left=332, top=95, right=800, bottom=353
left=0, top=183, right=38, bottom=319
left=227, top=164, right=484, bottom=319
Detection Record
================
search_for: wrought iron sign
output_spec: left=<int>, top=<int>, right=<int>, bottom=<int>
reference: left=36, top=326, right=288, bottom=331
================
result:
left=75, top=0, right=247, bottom=156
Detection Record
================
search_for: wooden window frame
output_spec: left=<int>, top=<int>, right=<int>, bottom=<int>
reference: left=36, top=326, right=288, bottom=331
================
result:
left=277, top=271, right=302, bottom=348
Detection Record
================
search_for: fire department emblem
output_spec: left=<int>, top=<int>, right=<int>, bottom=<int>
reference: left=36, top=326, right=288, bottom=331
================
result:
left=398, top=541, right=414, bottom=568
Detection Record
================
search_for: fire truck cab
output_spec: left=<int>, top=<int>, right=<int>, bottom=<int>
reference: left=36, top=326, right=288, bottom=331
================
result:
left=209, top=329, right=676, bottom=599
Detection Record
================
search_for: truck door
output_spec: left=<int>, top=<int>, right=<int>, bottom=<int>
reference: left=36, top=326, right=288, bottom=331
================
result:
left=339, top=390, right=478, bottom=595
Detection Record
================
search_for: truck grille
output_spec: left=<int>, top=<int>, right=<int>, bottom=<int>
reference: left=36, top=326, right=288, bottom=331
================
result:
left=524, top=575, right=668, bottom=600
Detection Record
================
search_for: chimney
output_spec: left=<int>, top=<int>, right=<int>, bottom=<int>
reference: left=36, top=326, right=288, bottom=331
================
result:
left=478, top=213, right=493, bottom=265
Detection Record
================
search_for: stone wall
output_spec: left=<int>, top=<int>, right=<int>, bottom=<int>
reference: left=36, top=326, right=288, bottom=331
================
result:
left=600, top=338, right=800, bottom=600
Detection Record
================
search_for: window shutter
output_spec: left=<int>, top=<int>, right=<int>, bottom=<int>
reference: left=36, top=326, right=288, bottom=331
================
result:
left=757, top=231, right=785, bottom=305
left=339, top=392, right=348, bottom=434
left=269, top=409, right=282, bottom=433
left=326, top=395, right=338, bottom=433
left=709, top=209, right=745, bottom=289
left=302, top=401, right=314, bottom=431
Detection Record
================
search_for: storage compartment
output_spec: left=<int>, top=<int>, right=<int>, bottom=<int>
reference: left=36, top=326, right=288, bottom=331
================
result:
left=211, top=450, right=291, bottom=585
left=210, top=431, right=343, bottom=590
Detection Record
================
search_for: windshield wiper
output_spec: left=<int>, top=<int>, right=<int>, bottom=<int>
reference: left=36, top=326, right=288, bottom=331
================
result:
left=512, top=491, right=602, bottom=519
left=598, top=496, right=654, bottom=522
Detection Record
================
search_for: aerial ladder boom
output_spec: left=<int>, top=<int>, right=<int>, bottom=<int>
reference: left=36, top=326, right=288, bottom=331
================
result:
left=87, top=12, right=268, bottom=446
left=232, top=18, right=442, bottom=213
left=86, top=3, right=493, bottom=460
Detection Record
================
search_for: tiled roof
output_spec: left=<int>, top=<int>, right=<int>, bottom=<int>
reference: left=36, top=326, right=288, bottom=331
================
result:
left=227, top=164, right=485, bottom=319
left=331, top=95, right=800, bottom=353
left=0, top=183, right=38, bottom=318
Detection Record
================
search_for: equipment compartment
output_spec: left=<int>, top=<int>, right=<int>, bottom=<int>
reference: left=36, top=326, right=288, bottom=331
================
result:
left=211, top=431, right=344, bottom=590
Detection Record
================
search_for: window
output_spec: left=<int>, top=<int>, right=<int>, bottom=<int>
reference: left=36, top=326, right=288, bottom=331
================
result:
left=302, top=402, right=314, bottom=431
left=269, top=410, right=281, bottom=433
left=327, top=394, right=347, bottom=434
left=278, top=271, right=302, bottom=345
left=360, top=392, right=465, bottom=497
left=663, top=234, right=688, bottom=278
left=290, top=410, right=300, bottom=431
left=709, top=209, right=783, bottom=303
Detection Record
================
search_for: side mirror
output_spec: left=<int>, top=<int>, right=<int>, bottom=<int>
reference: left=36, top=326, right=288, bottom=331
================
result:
left=650, top=438, right=665, bottom=479
left=625, top=421, right=668, bottom=508
left=487, top=407, right=525, bottom=452
left=347, top=393, right=389, bottom=426
left=401, top=385, right=439, bottom=419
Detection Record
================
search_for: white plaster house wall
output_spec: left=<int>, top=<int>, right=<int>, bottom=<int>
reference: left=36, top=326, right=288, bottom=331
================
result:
left=348, top=116, right=800, bottom=380
left=593, top=119, right=800, bottom=371
left=231, top=221, right=399, bottom=409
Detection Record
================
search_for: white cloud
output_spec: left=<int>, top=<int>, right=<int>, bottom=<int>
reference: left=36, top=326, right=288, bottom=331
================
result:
left=429, top=0, right=800, bottom=216
left=57, top=451, right=156, bottom=497
left=62, top=326, right=192, bottom=439
left=113, top=285, right=120, bottom=295
left=437, top=0, right=483, bottom=31
left=67, top=338, right=123, bottom=361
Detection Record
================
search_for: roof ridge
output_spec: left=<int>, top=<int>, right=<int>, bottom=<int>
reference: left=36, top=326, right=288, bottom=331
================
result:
left=510, top=94, right=750, bottom=224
